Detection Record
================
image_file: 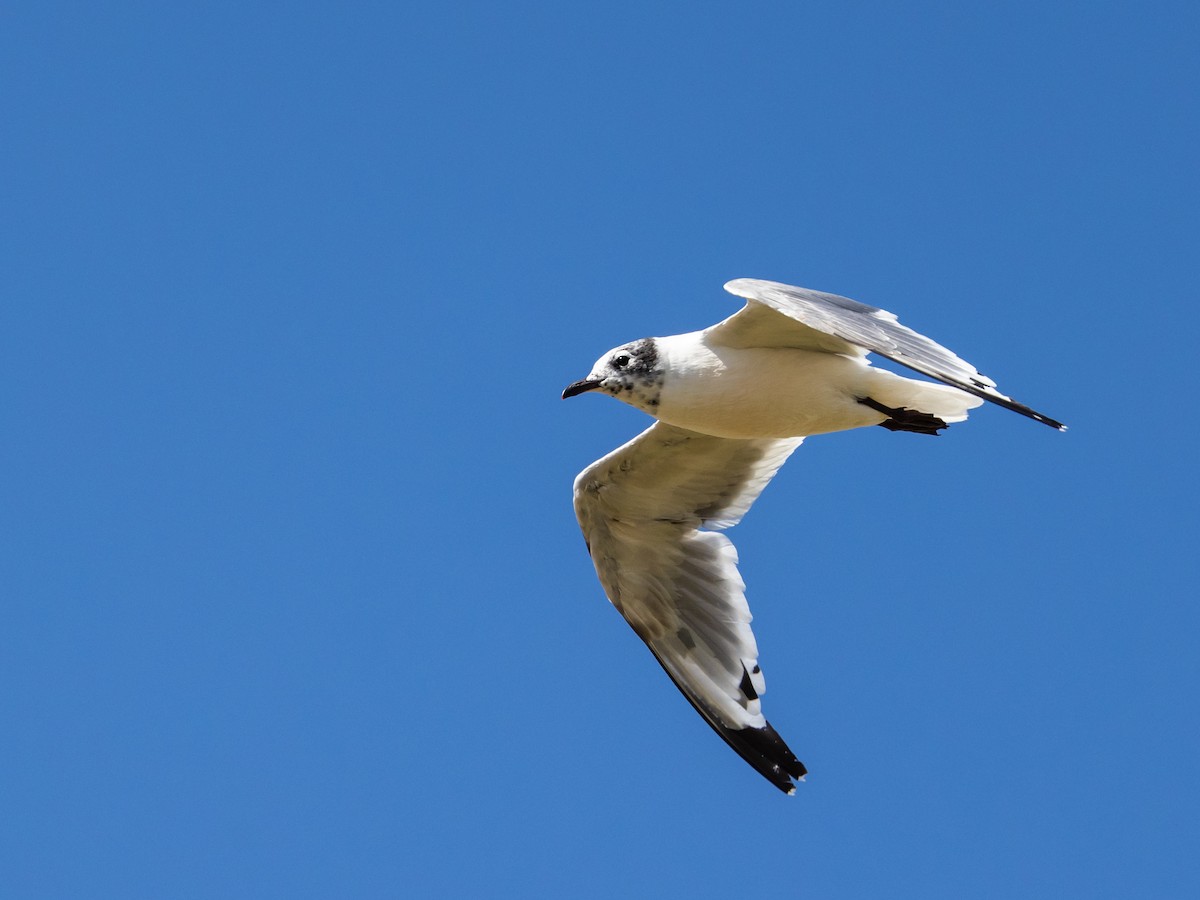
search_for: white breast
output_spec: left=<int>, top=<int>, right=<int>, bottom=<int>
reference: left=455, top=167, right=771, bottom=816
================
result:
left=651, top=334, right=882, bottom=439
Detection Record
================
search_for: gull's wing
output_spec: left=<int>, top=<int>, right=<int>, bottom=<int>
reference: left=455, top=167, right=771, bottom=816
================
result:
left=714, top=278, right=1065, bottom=430
left=573, top=421, right=807, bottom=793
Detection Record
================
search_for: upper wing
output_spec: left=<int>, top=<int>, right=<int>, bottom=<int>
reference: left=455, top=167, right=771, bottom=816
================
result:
left=573, top=421, right=807, bottom=793
left=715, top=278, right=1065, bottom=430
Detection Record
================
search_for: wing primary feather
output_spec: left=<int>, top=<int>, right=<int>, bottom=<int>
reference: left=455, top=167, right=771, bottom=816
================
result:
left=894, top=365, right=1067, bottom=430
left=647, top=646, right=806, bottom=794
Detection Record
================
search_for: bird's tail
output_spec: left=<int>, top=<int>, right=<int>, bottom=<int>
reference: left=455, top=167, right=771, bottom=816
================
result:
left=865, top=368, right=983, bottom=424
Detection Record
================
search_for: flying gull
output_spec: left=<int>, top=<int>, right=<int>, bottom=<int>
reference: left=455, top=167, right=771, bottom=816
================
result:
left=562, top=278, right=1064, bottom=794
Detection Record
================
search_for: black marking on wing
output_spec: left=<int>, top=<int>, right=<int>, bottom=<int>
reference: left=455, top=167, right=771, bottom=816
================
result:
left=648, top=647, right=806, bottom=795
left=901, top=366, right=1066, bottom=431
left=739, top=663, right=760, bottom=701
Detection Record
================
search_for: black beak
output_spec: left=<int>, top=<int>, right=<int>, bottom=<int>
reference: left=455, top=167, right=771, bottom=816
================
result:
left=562, top=378, right=603, bottom=399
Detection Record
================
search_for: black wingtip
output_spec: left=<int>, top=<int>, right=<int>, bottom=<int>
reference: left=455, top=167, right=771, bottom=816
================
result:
left=869, top=351, right=1066, bottom=432
left=998, top=395, right=1067, bottom=431
left=648, top=648, right=806, bottom=793
left=722, top=719, right=808, bottom=794
left=953, top=377, right=1066, bottom=431
left=949, top=380, right=1067, bottom=431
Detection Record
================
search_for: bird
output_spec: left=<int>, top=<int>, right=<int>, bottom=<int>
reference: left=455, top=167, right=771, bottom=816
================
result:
left=561, top=278, right=1064, bottom=794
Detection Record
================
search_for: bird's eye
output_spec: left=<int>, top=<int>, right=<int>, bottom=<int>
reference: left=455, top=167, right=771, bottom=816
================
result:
left=613, top=354, right=631, bottom=369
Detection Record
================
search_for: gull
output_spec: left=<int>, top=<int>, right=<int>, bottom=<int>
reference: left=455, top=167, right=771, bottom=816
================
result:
left=562, top=278, right=1064, bottom=794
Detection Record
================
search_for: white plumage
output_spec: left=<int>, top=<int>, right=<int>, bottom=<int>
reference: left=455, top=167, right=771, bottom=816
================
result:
left=563, top=278, right=1064, bottom=793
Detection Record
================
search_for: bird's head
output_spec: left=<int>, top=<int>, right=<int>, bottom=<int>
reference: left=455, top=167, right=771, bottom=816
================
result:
left=562, top=338, right=664, bottom=412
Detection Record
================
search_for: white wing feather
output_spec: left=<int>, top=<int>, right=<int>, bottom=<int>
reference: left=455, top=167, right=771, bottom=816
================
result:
left=573, top=421, right=807, bottom=791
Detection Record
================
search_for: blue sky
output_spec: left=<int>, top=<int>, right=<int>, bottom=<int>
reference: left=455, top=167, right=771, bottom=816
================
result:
left=2, top=2, right=1198, bottom=897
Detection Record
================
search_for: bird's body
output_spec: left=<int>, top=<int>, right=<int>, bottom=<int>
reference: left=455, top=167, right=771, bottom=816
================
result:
left=563, top=278, right=1064, bottom=794
left=649, top=334, right=980, bottom=439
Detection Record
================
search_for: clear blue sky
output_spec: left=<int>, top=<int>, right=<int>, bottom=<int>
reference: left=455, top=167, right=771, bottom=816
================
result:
left=3, top=2, right=1197, bottom=898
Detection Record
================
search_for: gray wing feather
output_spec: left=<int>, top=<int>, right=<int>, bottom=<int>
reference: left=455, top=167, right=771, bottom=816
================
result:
left=719, top=278, right=1065, bottom=430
